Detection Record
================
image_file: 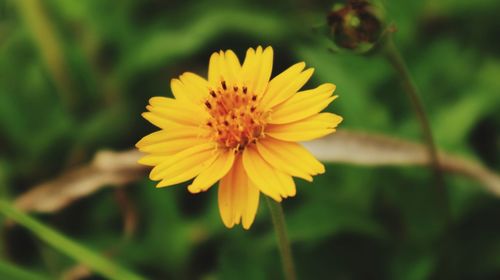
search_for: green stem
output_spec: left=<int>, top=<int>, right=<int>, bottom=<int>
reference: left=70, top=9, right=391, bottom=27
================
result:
left=383, top=37, right=449, bottom=220
left=0, top=200, right=145, bottom=280
left=266, top=197, right=296, bottom=280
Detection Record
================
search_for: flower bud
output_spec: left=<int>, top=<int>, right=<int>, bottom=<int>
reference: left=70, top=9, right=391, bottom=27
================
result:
left=326, top=0, right=384, bottom=53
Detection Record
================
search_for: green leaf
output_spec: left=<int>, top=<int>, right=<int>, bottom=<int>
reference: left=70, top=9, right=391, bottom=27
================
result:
left=117, top=8, right=288, bottom=81
left=0, top=200, right=146, bottom=280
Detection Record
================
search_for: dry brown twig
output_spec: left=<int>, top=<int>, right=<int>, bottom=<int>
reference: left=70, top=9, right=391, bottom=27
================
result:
left=303, top=131, right=500, bottom=196
left=14, top=130, right=500, bottom=215
left=14, top=150, right=147, bottom=213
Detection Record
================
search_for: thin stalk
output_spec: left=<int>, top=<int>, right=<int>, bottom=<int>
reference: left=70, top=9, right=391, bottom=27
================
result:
left=266, top=197, right=296, bottom=280
left=0, top=165, right=8, bottom=259
left=0, top=218, right=5, bottom=259
left=383, top=37, right=449, bottom=220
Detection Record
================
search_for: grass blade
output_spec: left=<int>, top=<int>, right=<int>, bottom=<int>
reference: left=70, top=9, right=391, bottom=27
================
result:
left=0, top=260, right=50, bottom=280
left=0, top=200, right=145, bottom=280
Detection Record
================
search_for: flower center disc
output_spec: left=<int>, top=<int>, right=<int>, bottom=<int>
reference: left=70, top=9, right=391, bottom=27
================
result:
left=205, top=81, right=266, bottom=151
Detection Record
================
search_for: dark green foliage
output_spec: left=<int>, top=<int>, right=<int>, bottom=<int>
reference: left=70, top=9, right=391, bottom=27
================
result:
left=0, top=0, right=499, bottom=279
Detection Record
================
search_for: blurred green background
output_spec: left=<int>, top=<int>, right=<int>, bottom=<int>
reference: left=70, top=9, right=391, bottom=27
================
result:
left=1, top=0, right=499, bottom=279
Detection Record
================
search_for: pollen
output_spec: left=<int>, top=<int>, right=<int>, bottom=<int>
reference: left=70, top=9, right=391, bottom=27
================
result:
left=204, top=80, right=266, bottom=151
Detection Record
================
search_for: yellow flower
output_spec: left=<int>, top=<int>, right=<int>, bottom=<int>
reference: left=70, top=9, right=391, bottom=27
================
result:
left=136, top=46, right=342, bottom=229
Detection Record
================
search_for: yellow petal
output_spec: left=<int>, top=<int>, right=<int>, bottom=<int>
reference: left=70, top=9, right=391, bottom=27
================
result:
left=149, top=143, right=216, bottom=181
left=145, top=106, right=201, bottom=127
left=240, top=46, right=273, bottom=97
left=269, top=83, right=337, bottom=124
left=155, top=152, right=215, bottom=188
left=208, top=51, right=222, bottom=87
left=171, top=78, right=208, bottom=104
left=257, top=137, right=324, bottom=177
left=240, top=47, right=256, bottom=77
left=178, top=72, right=209, bottom=103
left=259, top=62, right=313, bottom=110
left=218, top=157, right=240, bottom=228
left=242, top=146, right=296, bottom=201
left=240, top=47, right=257, bottom=91
left=147, top=97, right=208, bottom=125
left=221, top=50, right=242, bottom=86
left=188, top=149, right=235, bottom=193
left=253, top=46, right=273, bottom=97
left=207, top=50, right=243, bottom=88
left=141, top=112, right=180, bottom=130
left=256, top=138, right=312, bottom=181
left=138, top=154, right=170, bottom=166
left=242, top=180, right=260, bottom=229
left=135, top=128, right=209, bottom=148
left=218, top=175, right=236, bottom=228
left=276, top=170, right=296, bottom=197
left=142, top=97, right=208, bottom=129
left=136, top=128, right=210, bottom=165
left=266, top=113, right=343, bottom=142
left=218, top=156, right=260, bottom=229
left=137, top=136, right=207, bottom=154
